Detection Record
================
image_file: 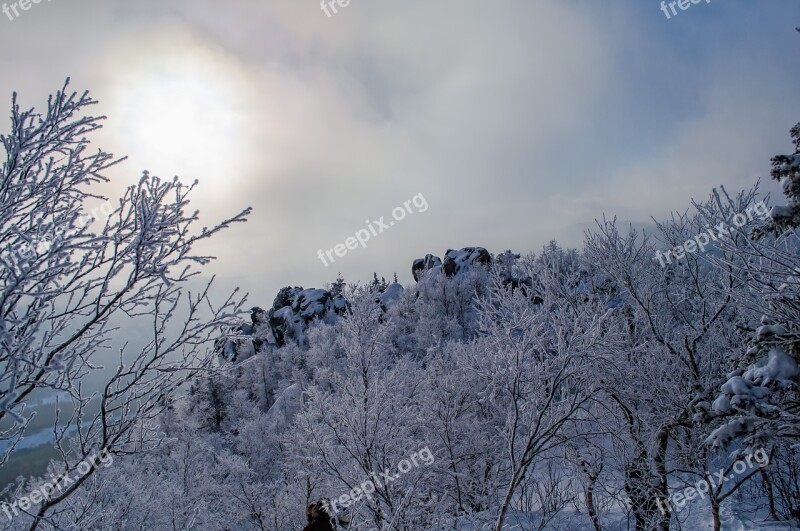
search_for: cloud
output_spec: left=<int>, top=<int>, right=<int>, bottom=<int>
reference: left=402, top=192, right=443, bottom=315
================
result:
left=0, top=0, right=798, bottom=303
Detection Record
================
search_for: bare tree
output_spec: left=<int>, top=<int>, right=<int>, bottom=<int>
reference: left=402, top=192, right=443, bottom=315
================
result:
left=0, top=80, right=250, bottom=529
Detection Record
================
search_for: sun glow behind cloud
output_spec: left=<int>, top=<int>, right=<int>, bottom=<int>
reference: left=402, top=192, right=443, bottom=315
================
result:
left=100, top=31, right=258, bottom=195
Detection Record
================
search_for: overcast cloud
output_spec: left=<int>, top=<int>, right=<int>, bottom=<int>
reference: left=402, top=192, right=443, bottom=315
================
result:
left=1, top=0, right=798, bottom=305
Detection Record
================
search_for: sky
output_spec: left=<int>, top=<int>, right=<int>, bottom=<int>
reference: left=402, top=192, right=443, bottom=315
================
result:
left=1, top=0, right=799, bottom=306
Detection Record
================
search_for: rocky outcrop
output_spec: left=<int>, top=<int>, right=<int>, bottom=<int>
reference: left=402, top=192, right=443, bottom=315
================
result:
left=412, top=247, right=492, bottom=281
left=214, top=306, right=274, bottom=362
left=443, top=247, right=492, bottom=277
left=412, top=254, right=442, bottom=281
left=215, top=286, right=349, bottom=358
left=268, top=287, right=348, bottom=347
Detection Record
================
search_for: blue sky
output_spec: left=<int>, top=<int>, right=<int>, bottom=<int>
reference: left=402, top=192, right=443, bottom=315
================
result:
left=1, top=1, right=799, bottom=305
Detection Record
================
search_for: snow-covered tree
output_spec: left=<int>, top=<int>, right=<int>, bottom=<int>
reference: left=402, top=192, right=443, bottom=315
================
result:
left=706, top=125, right=800, bottom=449
left=0, top=81, right=250, bottom=528
left=585, top=200, right=757, bottom=531
left=462, top=275, right=601, bottom=531
left=288, top=290, right=435, bottom=529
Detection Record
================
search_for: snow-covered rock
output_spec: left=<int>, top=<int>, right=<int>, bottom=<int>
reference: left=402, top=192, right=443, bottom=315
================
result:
left=443, top=247, right=492, bottom=277
left=376, top=282, right=404, bottom=312
left=214, top=306, right=275, bottom=362
left=412, top=254, right=442, bottom=281
left=216, top=285, right=350, bottom=355
left=269, top=286, right=348, bottom=347
left=412, top=247, right=492, bottom=282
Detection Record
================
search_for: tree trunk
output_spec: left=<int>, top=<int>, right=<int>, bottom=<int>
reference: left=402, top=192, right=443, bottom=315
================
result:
left=495, top=475, right=519, bottom=531
left=711, top=498, right=721, bottom=531
left=586, top=474, right=602, bottom=531
left=654, top=429, right=671, bottom=531
left=760, top=469, right=778, bottom=520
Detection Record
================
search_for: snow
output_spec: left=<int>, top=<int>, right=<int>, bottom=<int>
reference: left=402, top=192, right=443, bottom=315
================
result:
left=263, top=383, right=303, bottom=434
left=707, top=418, right=756, bottom=447
left=755, top=324, right=789, bottom=340
left=712, top=394, right=732, bottom=414
left=443, top=247, right=491, bottom=276
left=377, top=283, right=404, bottom=309
left=721, top=376, right=759, bottom=397
left=297, top=288, right=332, bottom=319
left=744, top=348, right=799, bottom=386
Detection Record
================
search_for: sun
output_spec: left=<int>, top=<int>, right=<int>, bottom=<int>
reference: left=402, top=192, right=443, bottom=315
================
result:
left=102, top=33, right=257, bottom=193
